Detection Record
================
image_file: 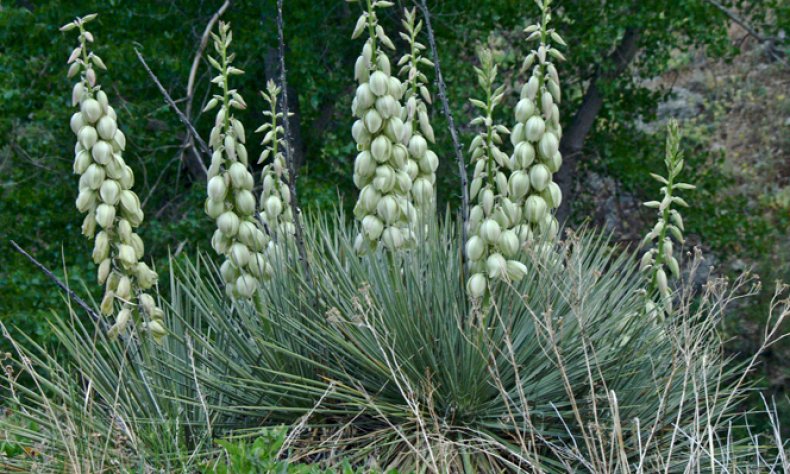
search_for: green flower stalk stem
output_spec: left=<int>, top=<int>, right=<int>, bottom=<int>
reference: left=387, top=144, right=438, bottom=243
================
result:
left=510, top=0, right=565, bottom=241
left=351, top=0, right=416, bottom=253
left=640, top=119, right=695, bottom=315
left=203, top=22, right=271, bottom=299
left=466, top=50, right=528, bottom=299
left=398, top=8, right=439, bottom=214
left=62, top=14, right=165, bottom=342
left=256, top=80, right=296, bottom=241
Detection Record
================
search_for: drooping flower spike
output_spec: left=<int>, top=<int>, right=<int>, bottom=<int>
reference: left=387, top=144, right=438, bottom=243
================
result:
left=466, top=49, right=528, bottom=299
left=350, top=0, right=416, bottom=253
left=510, top=0, right=565, bottom=241
left=398, top=8, right=439, bottom=215
left=62, top=14, right=165, bottom=342
left=203, top=22, right=271, bottom=299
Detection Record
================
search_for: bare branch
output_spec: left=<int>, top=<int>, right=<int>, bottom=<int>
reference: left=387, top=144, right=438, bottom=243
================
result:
left=134, top=49, right=210, bottom=177
left=414, top=0, right=469, bottom=277
left=276, top=0, right=314, bottom=290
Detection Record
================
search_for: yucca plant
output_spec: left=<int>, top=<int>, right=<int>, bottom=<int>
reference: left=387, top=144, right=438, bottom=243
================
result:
left=2, top=213, right=788, bottom=472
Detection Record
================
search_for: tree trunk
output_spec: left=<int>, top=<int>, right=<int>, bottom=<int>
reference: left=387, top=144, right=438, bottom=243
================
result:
left=555, top=28, right=641, bottom=224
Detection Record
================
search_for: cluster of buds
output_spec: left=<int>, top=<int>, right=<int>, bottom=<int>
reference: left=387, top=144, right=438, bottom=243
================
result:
left=397, top=8, right=439, bottom=213
left=256, top=80, right=295, bottom=241
left=62, top=14, right=165, bottom=342
left=350, top=0, right=416, bottom=253
left=203, top=22, right=271, bottom=298
left=509, top=0, right=565, bottom=240
left=466, top=50, right=528, bottom=299
left=640, top=119, right=694, bottom=315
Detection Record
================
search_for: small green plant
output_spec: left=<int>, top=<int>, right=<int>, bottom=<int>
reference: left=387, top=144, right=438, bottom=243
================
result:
left=641, top=119, right=695, bottom=315
left=61, top=14, right=164, bottom=341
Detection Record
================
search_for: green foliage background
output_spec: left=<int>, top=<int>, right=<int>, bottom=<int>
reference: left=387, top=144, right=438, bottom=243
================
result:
left=0, top=0, right=787, bottom=409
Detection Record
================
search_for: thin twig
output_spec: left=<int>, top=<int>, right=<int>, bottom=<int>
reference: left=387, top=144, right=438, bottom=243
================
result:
left=10, top=240, right=103, bottom=327
left=134, top=49, right=211, bottom=174
left=414, top=0, right=469, bottom=277
left=275, top=0, right=314, bottom=290
left=183, top=0, right=232, bottom=166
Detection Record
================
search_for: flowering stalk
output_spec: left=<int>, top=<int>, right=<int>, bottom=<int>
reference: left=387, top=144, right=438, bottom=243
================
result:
left=61, top=14, right=164, bottom=342
left=203, top=22, right=270, bottom=298
left=256, top=80, right=295, bottom=241
left=510, top=0, right=565, bottom=241
left=350, top=0, right=416, bottom=253
left=641, top=119, right=695, bottom=315
left=466, top=49, right=527, bottom=299
left=398, top=8, right=439, bottom=214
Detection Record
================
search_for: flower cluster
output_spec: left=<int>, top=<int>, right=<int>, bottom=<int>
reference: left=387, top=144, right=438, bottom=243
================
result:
left=203, top=22, right=270, bottom=298
left=256, top=80, right=295, bottom=241
left=466, top=50, right=528, bottom=299
left=351, top=0, right=416, bottom=253
left=510, top=0, right=565, bottom=241
left=398, top=8, right=438, bottom=213
left=62, top=15, right=164, bottom=342
left=640, top=119, right=694, bottom=314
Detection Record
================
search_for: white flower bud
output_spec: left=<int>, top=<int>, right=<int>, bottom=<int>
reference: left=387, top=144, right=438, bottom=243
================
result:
left=70, top=112, right=86, bottom=135
left=93, top=231, right=110, bottom=263
left=467, top=273, right=487, bottom=298
left=76, top=189, right=96, bottom=212
left=538, top=132, right=559, bottom=160
left=412, top=177, right=433, bottom=205
left=82, top=213, right=97, bottom=238
left=356, top=83, right=376, bottom=110
left=525, top=116, right=546, bottom=142
left=73, top=150, right=91, bottom=174
left=265, top=195, right=283, bottom=217
left=369, top=71, right=389, bottom=96
left=91, top=140, right=113, bottom=165
left=352, top=119, right=371, bottom=146
left=362, top=215, right=384, bottom=240
left=116, top=275, right=132, bottom=300
left=81, top=98, right=102, bottom=123
left=486, top=253, right=507, bottom=279
left=381, top=226, right=404, bottom=249
left=376, top=195, right=399, bottom=224
left=354, top=151, right=376, bottom=177
left=217, top=211, right=240, bottom=237
left=507, top=260, right=528, bottom=280
left=229, top=162, right=253, bottom=190
left=95, top=203, right=116, bottom=228
left=371, top=135, right=392, bottom=162
left=408, top=134, right=427, bottom=159
left=78, top=126, right=98, bottom=149
left=529, top=164, right=551, bottom=192
left=205, top=198, right=225, bottom=219
left=515, top=98, right=536, bottom=123
left=208, top=175, right=227, bottom=201
left=235, top=189, right=256, bottom=215
left=230, top=242, right=251, bottom=268
left=480, top=219, right=501, bottom=243
left=99, top=179, right=121, bottom=205
left=235, top=273, right=258, bottom=298
left=508, top=170, right=530, bottom=200
left=364, top=109, right=383, bottom=134
left=466, top=235, right=485, bottom=261
left=118, top=244, right=137, bottom=267
left=96, top=116, right=117, bottom=140
left=524, top=195, right=548, bottom=223
left=499, top=230, right=520, bottom=257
